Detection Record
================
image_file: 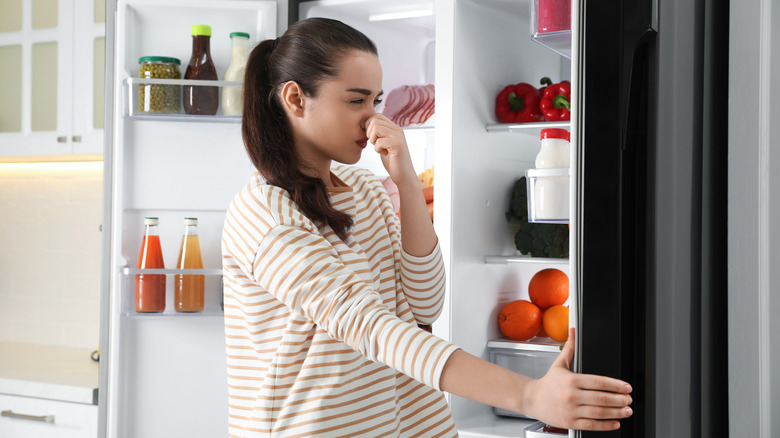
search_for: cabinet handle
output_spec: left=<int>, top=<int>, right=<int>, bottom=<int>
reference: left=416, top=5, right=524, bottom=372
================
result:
left=57, top=136, right=68, bottom=143
left=72, top=135, right=82, bottom=142
left=1, top=410, right=55, bottom=423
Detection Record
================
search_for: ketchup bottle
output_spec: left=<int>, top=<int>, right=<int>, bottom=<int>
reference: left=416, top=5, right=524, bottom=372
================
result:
left=136, top=217, right=166, bottom=312
left=183, top=24, right=219, bottom=115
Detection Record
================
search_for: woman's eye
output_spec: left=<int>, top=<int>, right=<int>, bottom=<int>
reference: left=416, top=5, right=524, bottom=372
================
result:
left=350, top=99, right=364, bottom=104
left=373, top=99, right=383, bottom=106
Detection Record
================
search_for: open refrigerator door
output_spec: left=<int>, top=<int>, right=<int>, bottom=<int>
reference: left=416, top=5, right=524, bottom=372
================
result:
left=100, top=0, right=276, bottom=436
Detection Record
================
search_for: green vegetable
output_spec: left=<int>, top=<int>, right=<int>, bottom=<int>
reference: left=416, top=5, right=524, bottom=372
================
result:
left=505, top=177, right=569, bottom=258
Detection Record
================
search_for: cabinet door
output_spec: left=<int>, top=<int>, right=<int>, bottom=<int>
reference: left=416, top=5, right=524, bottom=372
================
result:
left=0, top=394, right=98, bottom=438
left=70, top=0, right=105, bottom=155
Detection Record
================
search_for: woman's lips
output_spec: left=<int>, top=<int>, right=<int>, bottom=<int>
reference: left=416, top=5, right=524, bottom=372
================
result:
left=357, top=138, right=368, bottom=149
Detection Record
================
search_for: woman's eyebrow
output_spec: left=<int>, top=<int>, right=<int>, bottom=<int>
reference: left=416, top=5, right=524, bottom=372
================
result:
left=347, top=88, right=384, bottom=96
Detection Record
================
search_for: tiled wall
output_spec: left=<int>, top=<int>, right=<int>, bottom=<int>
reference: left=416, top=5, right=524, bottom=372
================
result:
left=0, top=161, right=103, bottom=350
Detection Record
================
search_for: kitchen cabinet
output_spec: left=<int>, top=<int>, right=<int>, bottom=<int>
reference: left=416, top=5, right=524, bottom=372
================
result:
left=0, top=394, right=98, bottom=438
left=0, top=0, right=105, bottom=160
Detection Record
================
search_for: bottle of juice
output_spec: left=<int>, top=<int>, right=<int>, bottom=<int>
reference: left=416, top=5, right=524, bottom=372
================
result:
left=174, top=217, right=204, bottom=312
left=136, top=217, right=166, bottom=312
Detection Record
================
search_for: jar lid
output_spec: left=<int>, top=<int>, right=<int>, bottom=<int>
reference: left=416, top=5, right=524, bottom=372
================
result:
left=138, top=56, right=181, bottom=64
left=191, top=24, right=212, bottom=36
left=230, top=32, right=250, bottom=38
left=540, top=128, right=570, bottom=141
left=144, top=217, right=160, bottom=225
left=184, top=217, right=199, bottom=225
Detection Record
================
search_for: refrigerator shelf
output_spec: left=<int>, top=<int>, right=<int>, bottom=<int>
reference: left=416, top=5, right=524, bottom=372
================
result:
left=484, top=255, right=568, bottom=265
left=124, top=77, right=244, bottom=120
left=485, top=121, right=570, bottom=134
left=122, top=267, right=222, bottom=275
left=487, top=338, right=562, bottom=352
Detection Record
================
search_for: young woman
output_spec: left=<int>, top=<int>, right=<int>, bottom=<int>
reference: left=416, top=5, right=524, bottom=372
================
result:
left=222, top=17, right=633, bottom=437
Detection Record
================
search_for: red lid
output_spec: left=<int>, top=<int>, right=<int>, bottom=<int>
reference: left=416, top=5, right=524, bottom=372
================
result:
left=540, top=128, right=570, bottom=141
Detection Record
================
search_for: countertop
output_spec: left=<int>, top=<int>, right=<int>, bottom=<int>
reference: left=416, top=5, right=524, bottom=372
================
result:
left=0, top=342, right=99, bottom=405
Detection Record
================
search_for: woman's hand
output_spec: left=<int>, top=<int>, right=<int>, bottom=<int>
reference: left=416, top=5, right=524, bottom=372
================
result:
left=365, top=113, right=417, bottom=188
left=524, top=328, right=633, bottom=430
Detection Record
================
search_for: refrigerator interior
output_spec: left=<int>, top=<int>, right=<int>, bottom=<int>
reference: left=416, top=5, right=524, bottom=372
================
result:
left=304, top=0, right=573, bottom=436
left=105, top=0, right=276, bottom=436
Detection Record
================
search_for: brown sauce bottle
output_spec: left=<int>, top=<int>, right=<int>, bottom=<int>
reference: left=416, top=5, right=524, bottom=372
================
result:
left=184, top=24, right=219, bottom=115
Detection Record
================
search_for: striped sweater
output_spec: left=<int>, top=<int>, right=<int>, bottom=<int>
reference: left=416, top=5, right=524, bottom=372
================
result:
left=222, top=164, right=460, bottom=437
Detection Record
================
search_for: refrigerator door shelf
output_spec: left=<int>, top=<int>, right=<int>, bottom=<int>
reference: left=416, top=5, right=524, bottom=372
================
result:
left=120, top=266, right=224, bottom=316
left=125, top=77, right=243, bottom=121
left=523, top=421, right=567, bottom=437
left=486, top=121, right=570, bottom=134
left=487, top=342, right=559, bottom=419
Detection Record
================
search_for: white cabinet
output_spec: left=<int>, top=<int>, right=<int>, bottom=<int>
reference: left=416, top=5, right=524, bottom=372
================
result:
left=0, top=0, right=105, bottom=160
left=0, top=394, right=98, bottom=438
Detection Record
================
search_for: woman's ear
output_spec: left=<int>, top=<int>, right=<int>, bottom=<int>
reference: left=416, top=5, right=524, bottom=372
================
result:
left=280, top=81, right=305, bottom=118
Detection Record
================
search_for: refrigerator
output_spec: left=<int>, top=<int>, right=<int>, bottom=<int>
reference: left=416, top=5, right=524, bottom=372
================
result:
left=98, top=0, right=729, bottom=437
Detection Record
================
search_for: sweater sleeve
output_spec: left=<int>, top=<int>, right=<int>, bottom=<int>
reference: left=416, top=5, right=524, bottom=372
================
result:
left=252, top=223, right=459, bottom=390
left=399, top=243, right=447, bottom=325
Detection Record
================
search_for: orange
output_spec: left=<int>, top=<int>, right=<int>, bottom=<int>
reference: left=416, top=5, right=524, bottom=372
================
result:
left=498, top=300, right=542, bottom=341
left=528, top=268, right=569, bottom=309
left=543, top=305, right=569, bottom=342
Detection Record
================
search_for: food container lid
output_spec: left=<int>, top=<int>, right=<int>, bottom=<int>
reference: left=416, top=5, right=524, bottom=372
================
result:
left=144, top=217, right=160, bottom=225
left=191, top=24, right=212, bottom=36
left=526, top=167, right=570, bottom=178
left=540, top=128, right=570, bottom=141
left=138, top=56, right=181, bottom=64
left=184, top=217, right=199, bottom=225
left=230, top=32, right=250, bottom=38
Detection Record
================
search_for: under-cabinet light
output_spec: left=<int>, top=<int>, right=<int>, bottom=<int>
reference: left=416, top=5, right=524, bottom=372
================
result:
left=368, top=8, right=434, bottom=22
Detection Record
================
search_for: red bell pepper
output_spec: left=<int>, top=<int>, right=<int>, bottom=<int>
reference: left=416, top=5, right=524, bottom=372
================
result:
left=495, top=83, right=543, bottom=123
left=539, top=80, right=571, bottom=121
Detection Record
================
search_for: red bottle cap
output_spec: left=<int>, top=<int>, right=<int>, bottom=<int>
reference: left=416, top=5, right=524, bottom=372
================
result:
left=540, top=128, right=570, bottom=140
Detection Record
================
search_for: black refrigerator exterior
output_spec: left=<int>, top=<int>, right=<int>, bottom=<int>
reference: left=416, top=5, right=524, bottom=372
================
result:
left=575, top=0, right=729, bottom=437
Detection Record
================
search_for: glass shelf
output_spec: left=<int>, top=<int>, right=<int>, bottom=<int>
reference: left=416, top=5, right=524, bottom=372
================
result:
left=487, top=338, right=562, bottom=352
left=484, top=255, right=568, bottom=265
left=485, top=121, right=570, bottom=133
left=120, top=266, right=224, bottom=317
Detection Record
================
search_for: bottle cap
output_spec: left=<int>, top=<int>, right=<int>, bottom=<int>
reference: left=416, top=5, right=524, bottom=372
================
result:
left=230, top=32, right=250, bottom=39
left=540, top=128, right=570, bottom=141
left=144, top=217, right=159, bottom=225
left=184, top=217, right=199, bottom=225
left=191, top=24, right=212, bottom=36
left=138, top=56, right=180, bottom=64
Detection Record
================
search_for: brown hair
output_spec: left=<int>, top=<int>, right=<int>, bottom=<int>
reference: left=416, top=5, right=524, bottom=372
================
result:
left=242, top=18, right=377, bottom=241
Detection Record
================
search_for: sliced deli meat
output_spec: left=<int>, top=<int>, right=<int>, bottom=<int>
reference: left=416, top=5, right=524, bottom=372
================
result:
left=382, top=84, right=435, bottom=127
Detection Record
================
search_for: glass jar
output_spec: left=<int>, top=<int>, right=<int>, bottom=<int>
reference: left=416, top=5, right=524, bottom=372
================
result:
left=137, top=56, right=181, bottom=114
left=221, top=32, right=250, bottom=116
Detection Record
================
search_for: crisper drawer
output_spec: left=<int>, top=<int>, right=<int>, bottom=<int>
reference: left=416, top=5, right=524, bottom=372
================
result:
left=486, top=340, right=560, bottom=419
left=0, top=394, right=98, bottom=438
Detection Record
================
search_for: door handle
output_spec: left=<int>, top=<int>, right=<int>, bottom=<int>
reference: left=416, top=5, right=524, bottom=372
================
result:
left=1, top=409, right=55, bottom=423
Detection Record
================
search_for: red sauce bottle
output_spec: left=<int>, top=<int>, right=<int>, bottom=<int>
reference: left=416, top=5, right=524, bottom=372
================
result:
left=136, top=217, right=166, bottom=312
left=183, top=24, right=219, bottom=115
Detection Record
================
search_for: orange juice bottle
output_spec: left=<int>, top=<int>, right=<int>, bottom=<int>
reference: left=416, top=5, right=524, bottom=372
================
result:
left=174, top=217, right=204, bottom=312
left=136, top=217, right=166, bottom=312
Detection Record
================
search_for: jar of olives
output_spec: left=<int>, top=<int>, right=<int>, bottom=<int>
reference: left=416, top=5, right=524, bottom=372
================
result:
left=138, top=56, right=181, bottom=114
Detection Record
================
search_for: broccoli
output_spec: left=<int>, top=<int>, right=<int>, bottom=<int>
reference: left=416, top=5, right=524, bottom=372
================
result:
left=505, top=177, right=569, bottom=258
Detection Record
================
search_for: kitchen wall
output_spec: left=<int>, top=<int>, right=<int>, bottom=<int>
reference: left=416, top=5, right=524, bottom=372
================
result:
left=0, top=161, right=102, bottom=350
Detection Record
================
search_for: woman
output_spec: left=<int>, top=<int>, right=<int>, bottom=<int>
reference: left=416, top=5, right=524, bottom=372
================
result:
left=222, top=17, right=633, bottom=437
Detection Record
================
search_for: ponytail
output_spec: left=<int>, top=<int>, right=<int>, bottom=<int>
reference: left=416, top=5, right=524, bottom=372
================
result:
left=242, top=19, right=376, bottom=241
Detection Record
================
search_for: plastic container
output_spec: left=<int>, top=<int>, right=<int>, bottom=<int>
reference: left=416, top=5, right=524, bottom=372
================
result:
left=487, top=340, right=559, bottom=419
left=535, top=128, right=570, bottom=168
left=221, top=32, right=250, bottom=116
left=526, top=167, right=570, bottom=223
left=135, top=217, right=166, bottom=312
left=529, top=0, right=572, bottom=58
left=184, top=24, right=219, bottom=115
left=174, top=217, right=205, bottom=312
left=137, top=56, right=181, bottom=114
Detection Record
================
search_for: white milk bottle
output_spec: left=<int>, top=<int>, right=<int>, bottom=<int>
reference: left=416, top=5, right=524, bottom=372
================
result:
left=222, top=32, right=250, bottom=116
left=529, top=128, right=570, bottom=221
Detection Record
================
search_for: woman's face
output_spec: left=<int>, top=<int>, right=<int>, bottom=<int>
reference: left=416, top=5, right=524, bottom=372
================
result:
left=292, top=51, right=383, bottom=174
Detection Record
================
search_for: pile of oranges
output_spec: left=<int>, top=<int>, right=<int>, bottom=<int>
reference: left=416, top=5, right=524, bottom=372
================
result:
left=498, top=268, right=569, bottom=342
